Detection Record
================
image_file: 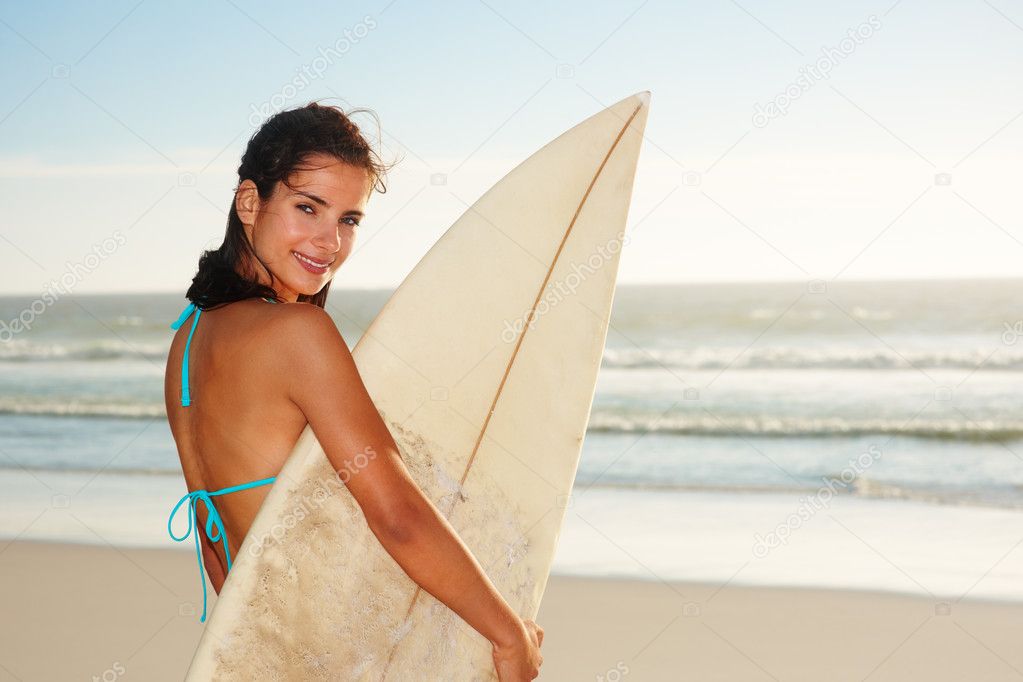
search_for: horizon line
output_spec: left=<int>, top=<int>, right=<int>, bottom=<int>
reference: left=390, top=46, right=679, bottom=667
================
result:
left=0, top=274, right=1021, bottom=298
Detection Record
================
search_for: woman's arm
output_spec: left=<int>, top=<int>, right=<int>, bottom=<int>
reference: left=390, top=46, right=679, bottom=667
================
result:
left=275, top=305, right=527, bottom=651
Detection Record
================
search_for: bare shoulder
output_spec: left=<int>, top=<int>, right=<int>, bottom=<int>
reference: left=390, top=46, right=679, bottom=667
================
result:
left=265, top=303, right=386, bottom=447
left=261, top=302, right=352, bottom=370
left=262, top=302, right=338, bottom=333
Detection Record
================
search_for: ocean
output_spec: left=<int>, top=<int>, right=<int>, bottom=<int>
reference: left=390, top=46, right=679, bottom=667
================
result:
left=2, top=279, right=1022, bottom=601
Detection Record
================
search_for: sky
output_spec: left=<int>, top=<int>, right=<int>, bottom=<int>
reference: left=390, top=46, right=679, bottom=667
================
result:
left=0, top=0, right=1020, bottom=295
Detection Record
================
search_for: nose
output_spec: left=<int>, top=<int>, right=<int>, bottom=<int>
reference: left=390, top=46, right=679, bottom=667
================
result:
left=311, top=218, right=342, bottom=253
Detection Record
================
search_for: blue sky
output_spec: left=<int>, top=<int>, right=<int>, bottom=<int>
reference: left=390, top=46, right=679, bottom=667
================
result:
left=0, top=0, right=1020, bottom=294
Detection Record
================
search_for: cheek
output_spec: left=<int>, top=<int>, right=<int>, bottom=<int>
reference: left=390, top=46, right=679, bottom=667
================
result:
left=257, top=207, right=305, bottom=246
left=282, top=211, right=313, bottom=237
left=269, top=215, right=316, bottom=253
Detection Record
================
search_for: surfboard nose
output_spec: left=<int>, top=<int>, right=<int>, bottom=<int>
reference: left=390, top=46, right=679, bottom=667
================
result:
left=620, top=90, right=651, bottom=146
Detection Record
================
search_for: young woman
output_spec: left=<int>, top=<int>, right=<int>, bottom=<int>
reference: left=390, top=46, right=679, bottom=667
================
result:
left=165, top=102, right=543, bottom=680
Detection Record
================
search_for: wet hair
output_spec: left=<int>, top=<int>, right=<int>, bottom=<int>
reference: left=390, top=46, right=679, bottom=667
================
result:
left=183, top=100, right=394, bottom=309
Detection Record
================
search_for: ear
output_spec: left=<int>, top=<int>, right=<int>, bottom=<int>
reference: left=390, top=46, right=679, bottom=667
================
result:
left=235, top=179, right=260, bottom=237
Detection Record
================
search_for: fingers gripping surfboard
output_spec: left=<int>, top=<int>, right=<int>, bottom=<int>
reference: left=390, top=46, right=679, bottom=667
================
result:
left=185, top=91, right=650, bottom=680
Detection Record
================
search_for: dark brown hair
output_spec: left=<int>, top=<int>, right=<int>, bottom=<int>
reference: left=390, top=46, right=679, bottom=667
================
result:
left=183, top=101, right=393, bottom=309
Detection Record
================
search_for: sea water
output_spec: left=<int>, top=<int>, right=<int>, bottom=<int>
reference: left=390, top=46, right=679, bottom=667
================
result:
left=1, top=280, right=1021, bottom=601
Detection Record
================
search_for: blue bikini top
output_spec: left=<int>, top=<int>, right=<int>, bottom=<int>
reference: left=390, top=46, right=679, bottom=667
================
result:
left=168, top=295, right=279, bottom=622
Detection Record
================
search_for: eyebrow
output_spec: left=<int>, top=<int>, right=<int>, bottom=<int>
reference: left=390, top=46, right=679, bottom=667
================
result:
left=289, top=191, right=364, bottom=217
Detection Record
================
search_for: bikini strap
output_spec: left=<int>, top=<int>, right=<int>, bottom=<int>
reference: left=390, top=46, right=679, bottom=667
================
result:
left=169, top=297, right=276, bottom=407
left=169, top=303, right=201, bottom=407
left=210, top=476, right=278, bottom=497
left=167, top=488, right=225, bottom=623
left=167, top=476, right=277, bottom=623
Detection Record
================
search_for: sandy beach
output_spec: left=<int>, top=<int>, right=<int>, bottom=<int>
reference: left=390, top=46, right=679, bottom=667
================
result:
left=0, top=539, right=1020, bottom=681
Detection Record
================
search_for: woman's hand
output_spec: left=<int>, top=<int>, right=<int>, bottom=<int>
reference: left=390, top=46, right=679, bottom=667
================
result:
left=492, top=618, right=544, bottom=681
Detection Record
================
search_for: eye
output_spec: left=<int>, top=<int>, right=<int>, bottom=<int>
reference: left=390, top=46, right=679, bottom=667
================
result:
left=297, top=203, right=314, bottom=215
left=341, top=216, right=361, bottom=227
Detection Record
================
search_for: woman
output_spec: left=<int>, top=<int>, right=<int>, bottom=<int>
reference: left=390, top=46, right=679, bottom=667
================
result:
left=165, top=102, right=543, bottom=680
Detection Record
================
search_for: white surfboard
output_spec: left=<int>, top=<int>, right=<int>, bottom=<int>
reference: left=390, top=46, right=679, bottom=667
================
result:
left=185, top=91, right=651, bottom=680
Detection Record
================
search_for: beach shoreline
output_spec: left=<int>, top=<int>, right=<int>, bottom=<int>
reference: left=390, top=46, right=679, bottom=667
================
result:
left=2, top=539, right=1021, bottom=681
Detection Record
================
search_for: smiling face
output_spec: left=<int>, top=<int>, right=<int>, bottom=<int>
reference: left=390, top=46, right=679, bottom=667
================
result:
left=234, top=153, right=373, bottom=302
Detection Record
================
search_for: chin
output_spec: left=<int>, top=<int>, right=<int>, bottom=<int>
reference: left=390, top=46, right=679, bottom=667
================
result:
left=306, top=276, right=337, bottom=295
left=293, top=284, right=325, bottom=297
left=289, top=267, right=335, bottom=294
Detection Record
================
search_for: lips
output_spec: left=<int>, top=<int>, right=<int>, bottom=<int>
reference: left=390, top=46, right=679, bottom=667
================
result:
left=292, top=250, right=334, bottom=273
left=293, top=251, right=333, bottom=267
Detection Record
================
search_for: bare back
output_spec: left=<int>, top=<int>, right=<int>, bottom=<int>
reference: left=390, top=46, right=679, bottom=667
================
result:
left=164, top=299, right=309, bottom=588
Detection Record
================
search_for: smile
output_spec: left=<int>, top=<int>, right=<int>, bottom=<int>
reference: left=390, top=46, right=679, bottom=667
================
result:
left=293, top=251, right=333, bottom=272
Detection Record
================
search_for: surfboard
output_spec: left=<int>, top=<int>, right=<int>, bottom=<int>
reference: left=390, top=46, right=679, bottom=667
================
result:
left=185, top=90, right=651, bottom=680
